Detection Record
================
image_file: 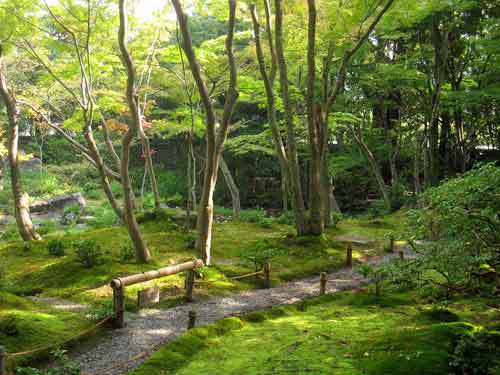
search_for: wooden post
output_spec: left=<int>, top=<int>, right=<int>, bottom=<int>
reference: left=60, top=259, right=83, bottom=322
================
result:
left=399, top=250, right=404, bottom=260
left=263, top=261, right=271, bottom=289
left=389, top=235, right=395, bottom=253
left=0, top=345, right=5, bottom=375
left=319, top=272, right=327, bottom=295
left=346, top=245, right=353, bottom=268
left=188, top=310, right=196, bottom=330
left=185, top=270, right=195, bottom=302
left=113, top=285, right=125, bottom=328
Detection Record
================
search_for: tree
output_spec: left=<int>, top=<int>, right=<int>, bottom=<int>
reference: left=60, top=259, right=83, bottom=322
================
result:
left=118, top=0, right=151, bottom=263
left=171, top=0, right=239, bottom=265
left=0, top=45, right=41, bottom=241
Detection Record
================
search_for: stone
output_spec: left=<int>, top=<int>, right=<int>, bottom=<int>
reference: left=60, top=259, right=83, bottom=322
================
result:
left=137, top=286, right=160, bottom=308
left=30, top=192, right=87, bottom=214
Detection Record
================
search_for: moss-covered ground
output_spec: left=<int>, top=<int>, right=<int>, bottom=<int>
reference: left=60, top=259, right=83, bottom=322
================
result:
left=0, top=209, right=404, bottom=365
left=132, top=290, right=500, bottom=375
left=0, top=291, right=92, bottom=367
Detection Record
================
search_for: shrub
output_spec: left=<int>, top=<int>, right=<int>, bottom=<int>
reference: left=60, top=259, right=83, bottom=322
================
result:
left=84, top=301, right=113, bottom=321
left=399, top=163, right=500, bottom=296
left=119, top=243, right=135, bottom=263
left=38, top=220, right=58, bottom=236
left=0, top=314, right=19, bottom=337
left=48, top=239, right=65, bottom=256
left=239, top=210, right=266, bottom=223
left=276, top=211, right=295, bottom=225
left=238, top=239, right=285, bottom=271
left=450, top=330, right=500, bottom=375
left=0, top=225, right=20, bottom=242
left=75, top=240, right=102, bottom=268
left=16, top=349, right=81, bottom=375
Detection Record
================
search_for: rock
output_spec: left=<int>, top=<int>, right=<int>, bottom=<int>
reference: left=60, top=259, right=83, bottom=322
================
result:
left=60, top=212, right=78, bottom=226
left=30, top=192, right=87, bottom=214
left=19, top=158, right=42, bottom=171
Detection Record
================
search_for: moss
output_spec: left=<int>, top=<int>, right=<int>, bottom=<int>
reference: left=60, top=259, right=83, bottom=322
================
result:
left=132, top=291, right=499, bottom=375
left=0, top=292, right=92, bottom=368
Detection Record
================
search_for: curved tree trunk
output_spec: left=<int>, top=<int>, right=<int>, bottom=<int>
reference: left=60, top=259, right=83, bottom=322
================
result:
left=0, top=48, right=40, bottom=241
left=219, top=156, right=240, bottom=219
left=118, top=0, right=151, bottom=263
left=172, top=0, right=239, bottom=265
left=350, top=127, right=392, bottom=211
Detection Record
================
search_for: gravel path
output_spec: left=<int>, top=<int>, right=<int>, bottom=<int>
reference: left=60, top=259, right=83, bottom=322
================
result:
left=73, top=246, right=414, bottom=375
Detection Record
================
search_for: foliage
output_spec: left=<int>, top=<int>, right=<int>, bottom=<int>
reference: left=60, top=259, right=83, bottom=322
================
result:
left=47, top=239, right=65, bottom=257
left=74, top=240, right=102, bottom=268
left=119, top=243, right=135, bottom=263
left=450, top=330, right=500, bottom=375
left=16, top=349, right=80, bottom=375
left=399, top=163, right=500, bottom=296
left=238, top=239, right=285, bottom=271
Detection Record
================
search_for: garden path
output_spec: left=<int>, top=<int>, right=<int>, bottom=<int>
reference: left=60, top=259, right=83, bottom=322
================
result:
left=69, top=245, right=415, bottom=375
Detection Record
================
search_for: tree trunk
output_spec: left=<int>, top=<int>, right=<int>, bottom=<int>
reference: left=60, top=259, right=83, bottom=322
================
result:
left=138, top=126, right=161, bottom=211
left=219, top=156, right=240, bottom=219
left=185, top=131, right=197, bottom=229
left=305, top=0, right=324, bottom=235
left=274, top=0, right=308, bottom=235
left=0, top=48, right=40, bottom=241
left=118, top=0, right=151, bottom=263
left=172, top=0, right=239, bottom=264
left=414, top=135, right=422, bottom=195
left=250, top=3, right=292, bottom=218
left=351, top=127, right=392, bottom=211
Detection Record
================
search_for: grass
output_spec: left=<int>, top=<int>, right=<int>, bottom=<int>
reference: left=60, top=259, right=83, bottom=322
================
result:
left=0, top=292, right=93, bottom=368
left=131, top=290, right=500, bottom=375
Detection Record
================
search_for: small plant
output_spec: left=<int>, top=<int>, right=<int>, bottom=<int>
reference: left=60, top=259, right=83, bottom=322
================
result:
left=450, top=330, right=500, bottom=375
left=75, top=240, right=102, bottom=268
left=119, top=243, right=135, bottom=263
left=16, top=349, right=81, bottom=375
left=23, top=241, right=32, bottom=254
left=0, top=314, right=18, bottom=336
left=239, top=240, right=285, bottom=271
left=276, top=211, right=295, bottom=225
left=48, top=239, right=65, bottom=256
left=84, top=301, right=113, bottom=321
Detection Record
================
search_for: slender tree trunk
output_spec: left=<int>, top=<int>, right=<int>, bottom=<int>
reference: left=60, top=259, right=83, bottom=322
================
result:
left=83, top=120, right=123, bottom=219
left=250, top=3, right=291, bottom=217
left=138, top=126, right=161, bottom=211
left=0, top=48, right=40, bottom=241
left=219, top=156, right=240, bottom=219
left=118, top=0, right=151, bottom=263
left=274, top=0, right=308, bottom=235
left=172, top=0, right=239, bottom=264
left=185, top=131, right=197, bottom=229
left=351, top=127, right=392, bottom=211
left=414, top=135, right=422, bottom=195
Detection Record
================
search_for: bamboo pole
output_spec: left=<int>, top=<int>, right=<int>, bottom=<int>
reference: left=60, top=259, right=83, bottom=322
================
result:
left=110, top=259, right=203, bottom=288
